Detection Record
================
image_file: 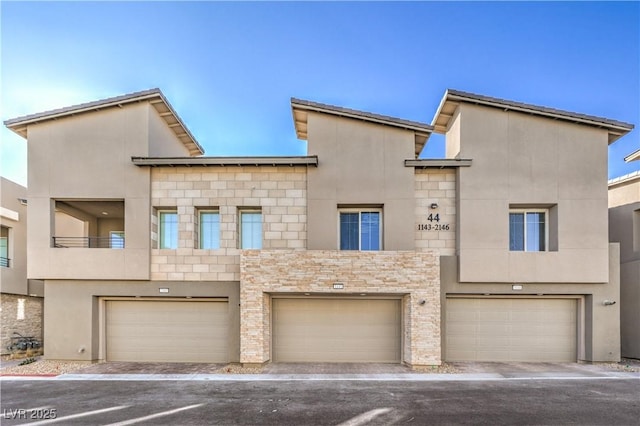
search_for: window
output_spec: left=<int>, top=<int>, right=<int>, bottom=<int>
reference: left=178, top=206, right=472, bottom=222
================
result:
left=509, top=209, right=547, bottom=252
left=240, top=209, right=262, bottom=249
left=339, top=209, right=382, bottom=251
left=109, top=231, right=125, bottom=249
left=199, top=210, right=220, bottom=249
left=0, top=226, right=8, bottom=267
left=159, top=211, right=178, bottom=249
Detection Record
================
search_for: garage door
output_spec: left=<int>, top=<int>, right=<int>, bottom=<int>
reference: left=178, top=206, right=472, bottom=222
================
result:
left=446, top=298, right=577, bottom=362
left=273, top=298, right=401, bottom=363
left=106, top=300, right=228, bottom=363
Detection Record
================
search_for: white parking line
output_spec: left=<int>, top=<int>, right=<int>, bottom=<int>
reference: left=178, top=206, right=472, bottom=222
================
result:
left=104, top=403, right=204, bottom=426
left=0, top=406, right=50, bottom=419
left=336, top=408, right=393, bottom=426
left=24, top=406, right=128, bottom=425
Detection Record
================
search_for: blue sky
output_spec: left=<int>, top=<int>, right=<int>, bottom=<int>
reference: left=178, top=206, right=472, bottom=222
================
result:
left=1, top=1, right=638, bottom=186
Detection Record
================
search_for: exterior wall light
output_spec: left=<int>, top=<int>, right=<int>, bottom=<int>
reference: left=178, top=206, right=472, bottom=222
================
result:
left=418, top=299, right=426, bottom=305
left=603, top=300, right=616, bottom=306
left=430, top=203, right=438, bottom=209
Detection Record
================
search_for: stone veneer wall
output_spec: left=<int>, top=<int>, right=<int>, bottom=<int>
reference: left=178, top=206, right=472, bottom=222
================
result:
left=150, top=166, right=307, bottom=281
left=415, top=169, right=456, bottom=256
left=240, top=250, right=441, bottom=367
left=0, top=293, right=43, bottom=355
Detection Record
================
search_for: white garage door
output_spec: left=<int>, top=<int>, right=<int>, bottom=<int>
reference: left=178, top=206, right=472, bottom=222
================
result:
left=446, top=298, right=577, bottom=362
left=106, top=300, right=228, bottom=363
left=273, top=298, right=401, bottom=363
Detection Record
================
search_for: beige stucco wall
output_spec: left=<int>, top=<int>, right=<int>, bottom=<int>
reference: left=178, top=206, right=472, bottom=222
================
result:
left=25, top=103, right=190, bottom=281
left=453, top=104, right=610, bottom=283
left=305, top=112, right=416, bottom=251
left=240, top=250, right=441, bottom=367
left=609, top=176, right=640, bottom=359
left=440, top=242, right=621, bottom=362
left=43, top=280, right=240, bottom=361
left=150, top=166, right=307, bottom=281
left=1, top=178, right=28, bottom=295
left=415, top=169, right=456, bottom=256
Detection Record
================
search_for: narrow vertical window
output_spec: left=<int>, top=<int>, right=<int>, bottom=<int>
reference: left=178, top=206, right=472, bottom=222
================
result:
left=509, top=209, right=547, bottom=252
left=339, top=212, right=359, bottom=250
left=240, top=210, right=262, bottom=249
left=339, top=209, right=382, bottom=251
left=0, top=226, right=8, bottom=267
left=159, top=211, right=178, bottom=249
left=200, top=210, right=220, bottom=249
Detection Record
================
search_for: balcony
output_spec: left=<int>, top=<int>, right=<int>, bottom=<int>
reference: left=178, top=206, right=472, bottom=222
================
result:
left=52, top=235, right=125, bottom=249
left=53, top=199, right=124, bottom=249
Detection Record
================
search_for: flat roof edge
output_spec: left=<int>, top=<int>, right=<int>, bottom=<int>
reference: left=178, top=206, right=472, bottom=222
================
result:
left=405, top=158, right=472, bottom=168
left=131, top=155, right=319, bottom=167
left=608, top=170, right=640, bottom=187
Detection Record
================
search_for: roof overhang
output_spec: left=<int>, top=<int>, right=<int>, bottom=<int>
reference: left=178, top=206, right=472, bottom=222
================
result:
left=131, top=155, right=318, bottom=167
left=291, top=98, right=433, bottom=157
left=624, top=148, right=640, bottom=162
left=431, top=89, right=634, bottom=144
left=404, top=158, right=472, bottom=168
left=4, top=88, right=204, bottom=156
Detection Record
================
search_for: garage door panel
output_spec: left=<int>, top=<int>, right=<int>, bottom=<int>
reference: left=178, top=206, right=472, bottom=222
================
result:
left=106, top=300, right=228, bottom=363
left=273, top=299, right=400, bottom=363
left=446, top=298, right=577, bottom=362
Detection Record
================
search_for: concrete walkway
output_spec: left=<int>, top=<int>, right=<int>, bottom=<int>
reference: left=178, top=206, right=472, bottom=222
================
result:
left=2, top=360, right=639, bottom=381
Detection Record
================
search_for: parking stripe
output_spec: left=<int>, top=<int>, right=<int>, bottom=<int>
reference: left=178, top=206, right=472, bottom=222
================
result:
left=337, top=408, right=393, bottom=426
left=104, top=404, right=204, bottom=426
left=24, top=406, right=128, bottom=425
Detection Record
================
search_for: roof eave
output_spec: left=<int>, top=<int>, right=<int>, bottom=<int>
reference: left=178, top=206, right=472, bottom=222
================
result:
left=4, top=88, right=204, bottom=156
left=431, top=89, right=635, bottom=143
left=624, top=148, right=640, bottom=162
left=291, top=98, right=433, bottom=157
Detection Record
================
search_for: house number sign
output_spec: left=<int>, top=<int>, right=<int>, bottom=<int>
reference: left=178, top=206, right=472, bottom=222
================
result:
left=417, top=213, right=450, bottom=231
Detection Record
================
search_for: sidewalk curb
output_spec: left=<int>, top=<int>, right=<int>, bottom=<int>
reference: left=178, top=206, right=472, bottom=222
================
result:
left=2, top=372, right=639, bottom=381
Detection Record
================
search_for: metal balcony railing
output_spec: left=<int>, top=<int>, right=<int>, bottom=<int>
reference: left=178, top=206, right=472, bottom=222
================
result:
left=0, top=257, right=10, bottom=267
left=52, top=236, right=125, bottom=249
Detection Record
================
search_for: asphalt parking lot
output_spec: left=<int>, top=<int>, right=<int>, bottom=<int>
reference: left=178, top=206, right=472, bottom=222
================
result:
left=1, top=377, right=639, bottom=425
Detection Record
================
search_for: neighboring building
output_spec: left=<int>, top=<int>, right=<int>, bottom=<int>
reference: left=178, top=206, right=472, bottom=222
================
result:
left=609, top=161, right=640, bottom=360
left=0, top=177, right=43, bottom=354
left=3, top=88, right=633, bottom=366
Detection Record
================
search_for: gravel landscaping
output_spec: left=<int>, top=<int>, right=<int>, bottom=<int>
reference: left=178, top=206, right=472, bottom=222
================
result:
left=1, top=357, right=638, bottom=376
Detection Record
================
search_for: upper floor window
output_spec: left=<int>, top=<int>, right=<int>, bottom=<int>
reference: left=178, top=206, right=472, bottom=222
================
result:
left=109, top=231, right=125, bottom=249
left=199, top=210, right=220, bottom=249
left=240, top=209, right=262, bottom=249
left=159, top=210, right=178, bottom=249
left=0, top=226, right=9, bottom=267
left=509, top=209, right=547, bottom=252
left=339, top=209, right=382, bottom=251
